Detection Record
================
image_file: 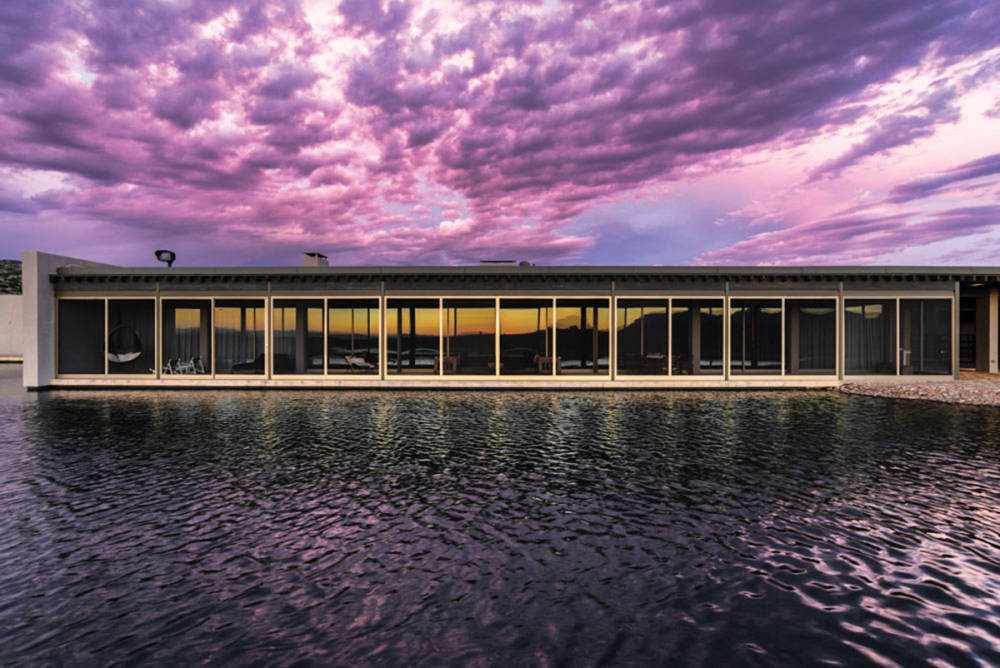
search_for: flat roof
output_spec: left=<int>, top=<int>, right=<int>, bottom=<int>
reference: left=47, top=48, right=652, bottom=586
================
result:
left=51, top=264, right=1000, bottom=283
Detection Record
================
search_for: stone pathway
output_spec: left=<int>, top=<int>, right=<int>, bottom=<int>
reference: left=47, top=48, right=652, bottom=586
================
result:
left=839, top=372, right=1000, bottom=406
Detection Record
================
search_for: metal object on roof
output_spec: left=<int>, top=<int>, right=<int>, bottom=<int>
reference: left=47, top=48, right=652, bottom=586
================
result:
left=303, top=252, right=328, bottom=267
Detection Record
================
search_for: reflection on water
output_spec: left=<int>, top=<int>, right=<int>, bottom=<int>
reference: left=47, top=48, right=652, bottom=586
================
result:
left=1, top=365, right=999, bottom=665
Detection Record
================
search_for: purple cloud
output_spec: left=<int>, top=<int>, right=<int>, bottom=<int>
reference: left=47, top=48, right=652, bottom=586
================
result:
left=889, top=153, right=1000, bottom=202
left=0, top=0, right=999, bottom=266
left=698, top=205, right=1000, bottom=265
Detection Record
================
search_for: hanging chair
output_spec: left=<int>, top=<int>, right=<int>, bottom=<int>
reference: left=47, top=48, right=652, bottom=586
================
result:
left=108, top=325, right=143, bottom=364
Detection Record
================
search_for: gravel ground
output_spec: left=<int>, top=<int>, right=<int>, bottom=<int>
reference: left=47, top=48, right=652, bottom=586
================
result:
left=839, top=373, right=1000, bottom=406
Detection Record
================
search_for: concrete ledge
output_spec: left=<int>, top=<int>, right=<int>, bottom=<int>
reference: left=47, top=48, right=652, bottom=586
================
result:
left=32, top=376, right=971, bottom=391
left=44, top=377, right=845, bottom=390
left=0, top=357, right=22, bottom=363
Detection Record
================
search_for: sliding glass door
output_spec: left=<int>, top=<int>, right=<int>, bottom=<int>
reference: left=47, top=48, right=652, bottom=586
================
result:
left=386, top=299, right=439, bottom=374
left=442, top=299, right=496, bottom=374
left=499, top=299, right=553, bottom=375
left=900, top=299, right=951, bottom=374
left=214, top=300, right=265, bottom=374
left=784, top=299, right=836, bottom=375
left=730, top=300, right=782, bottom=374
left=273, top=299, right=324, bottom=374
left=617, top=299, right=668, bottom=375
left=845, top=299, right=896, bottom=375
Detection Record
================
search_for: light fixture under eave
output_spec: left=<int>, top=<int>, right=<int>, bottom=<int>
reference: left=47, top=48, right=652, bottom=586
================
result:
left=155, top=249, right=176, bottom=268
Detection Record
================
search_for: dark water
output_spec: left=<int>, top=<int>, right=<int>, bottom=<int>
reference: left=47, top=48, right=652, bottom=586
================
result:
left=1, top=366, right=1000, bottom=666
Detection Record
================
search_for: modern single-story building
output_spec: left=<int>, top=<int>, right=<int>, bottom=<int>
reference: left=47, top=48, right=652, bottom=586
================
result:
left=19, top=250, right=1000, bottom=390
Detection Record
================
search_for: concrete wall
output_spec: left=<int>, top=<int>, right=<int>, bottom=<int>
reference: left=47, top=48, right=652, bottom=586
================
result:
left=22, top=251, right=114, bottom=389
left=0, top=294, right=21, bottom=360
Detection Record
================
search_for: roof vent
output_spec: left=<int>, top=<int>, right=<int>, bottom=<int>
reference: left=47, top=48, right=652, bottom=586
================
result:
left=303, top=252, right=328, bottom=267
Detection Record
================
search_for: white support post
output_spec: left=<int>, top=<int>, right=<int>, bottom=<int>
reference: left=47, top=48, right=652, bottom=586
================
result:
left=551, top=298, right=557, bottom=376
left=895, top=298, right=901, bottom=376
left=210, top=298, right=216, bottom=377
left=379, top=284, right=386, bottom=380
left=667, top=298, right=672, bottom=376
left=265, top=284, right=272, bottom=380
left=103, top=298, right=109, bottom=376
left=323, top=298, right=328, bottom=377
left=989, top=288, right=998, bottom=374
left=155, top=283, right=161, bottom=380
left=951, top=286, right=958, bottom=379
left=723, top=281, right=730, bottom=381
left=780, top=297, right=785, bottom=376
left=610, top=283, right=616, bottom=381
left=837, top=281, right=844, bottom=380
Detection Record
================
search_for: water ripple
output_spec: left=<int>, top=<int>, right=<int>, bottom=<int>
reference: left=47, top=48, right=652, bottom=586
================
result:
left=1, top=366, right=1000, bottom=665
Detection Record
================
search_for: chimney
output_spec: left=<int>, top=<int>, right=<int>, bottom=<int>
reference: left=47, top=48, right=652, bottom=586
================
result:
left=303, top=252, right=328, bottom=267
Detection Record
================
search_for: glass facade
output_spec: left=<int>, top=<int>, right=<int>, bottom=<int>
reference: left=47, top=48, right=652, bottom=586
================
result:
left=58, top=300, right=105, bottom=374
left=500, top=299, right=553, bottom=375
left=845, top=299, right=896, bottom=375
left=386, top=299, right=439, bottom=373
left=617, top=299, right=668, bottom=375
left=162, top=299, right=211, bottom=374
left=215, top=300, right=265, bottom=374
left=108, top=299, right=155, bottom=374
left=730, top=300, right=782, bottom=374
left=273, top=299, right=324, bottom=375
left=672, top=299, right=724, bottom=374
left=784, top=299, right=836, bottom=375
left=556, top=299, right=609, bottom=374
left=53, top=292, right=956, bottom=381
left=328, top=300, right=379, bottom=374
left=900, top=299, right=951, bottom=374
left=443, top=299, right=496, bottom=374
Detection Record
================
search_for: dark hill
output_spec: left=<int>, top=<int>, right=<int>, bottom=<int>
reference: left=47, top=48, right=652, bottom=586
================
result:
left=0, top=260, right=22, bottom=294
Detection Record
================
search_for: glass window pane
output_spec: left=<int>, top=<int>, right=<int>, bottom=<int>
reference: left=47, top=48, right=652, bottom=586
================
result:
left=386, top=299, right=439, bottom=374
left=328, top=299, right=379, bottom=374
left=58, top=300, right=104, bottom=374
left=616, top=299, right=668, bottom=375
left=443, top=299, right=496, bottom=375
left=215, top=299, right=265, bottom=374
left=499, top=299, right=553, bottom=375
left=845, top=299, right=896, bottom=375
left=784, top=299, right=836, bottom=375
left=555, top=299, right=609, bottom=375
left=162, top=300, right=211, bottom=375
left=108, top=299, right=155, bottom=375
left=671, top=299, right=724, bottom=374
left=273, top=299, right=324, bottom=374
left=730, top=299, right=782, bottom=374
left=900, top=299, right=951, bottom=375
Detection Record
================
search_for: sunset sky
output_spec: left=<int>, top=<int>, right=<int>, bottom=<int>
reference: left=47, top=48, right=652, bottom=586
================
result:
left=1, top=0, right=999, bottom=266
